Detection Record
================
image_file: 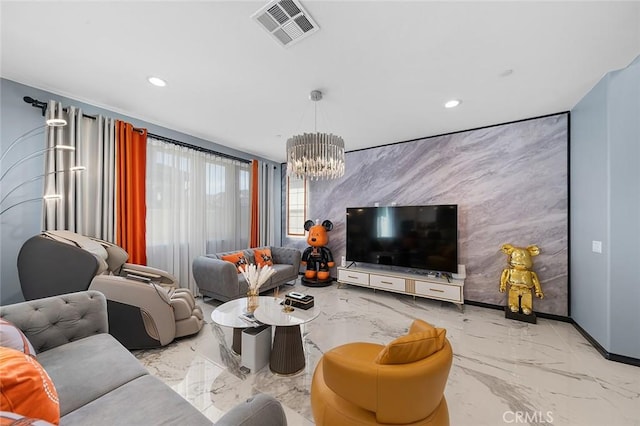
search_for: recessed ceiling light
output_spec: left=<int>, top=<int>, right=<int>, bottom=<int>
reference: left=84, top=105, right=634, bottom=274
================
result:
left=444, top=99, right=461, bottom=109
left=147, top=76, right=167, bottom=87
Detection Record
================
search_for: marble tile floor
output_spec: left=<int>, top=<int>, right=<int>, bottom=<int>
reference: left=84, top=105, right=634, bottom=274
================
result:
left=134, top=281, right=640, bottom=426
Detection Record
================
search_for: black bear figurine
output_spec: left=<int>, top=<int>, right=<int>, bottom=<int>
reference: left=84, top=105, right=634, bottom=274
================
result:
left=301, top=219, right=335, bottom=287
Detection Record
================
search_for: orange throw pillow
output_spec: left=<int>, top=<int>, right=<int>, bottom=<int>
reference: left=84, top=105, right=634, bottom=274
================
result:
left=0, top=347, right=60, bottom=425
left=375, top=323, right=446, bottom=365
left=253, top=248, right=274, bottom=268
left=221, top=251, right=248, bottom=273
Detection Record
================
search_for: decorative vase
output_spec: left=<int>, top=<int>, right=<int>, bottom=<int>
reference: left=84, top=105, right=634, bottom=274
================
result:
left=246, top=289, right=259, bottom=313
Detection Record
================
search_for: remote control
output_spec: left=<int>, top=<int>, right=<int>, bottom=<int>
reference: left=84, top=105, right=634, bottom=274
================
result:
left=238, top=314, right=260, bottom=327
left=288, top=292, right=306, bottom=300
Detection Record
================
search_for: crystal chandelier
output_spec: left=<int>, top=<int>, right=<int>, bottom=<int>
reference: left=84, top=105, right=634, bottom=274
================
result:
left=286, top=90, right=345, bottom=180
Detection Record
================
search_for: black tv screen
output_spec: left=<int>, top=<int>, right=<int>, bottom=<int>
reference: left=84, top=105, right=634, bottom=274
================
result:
left=346, top=205, right=458, bottom=273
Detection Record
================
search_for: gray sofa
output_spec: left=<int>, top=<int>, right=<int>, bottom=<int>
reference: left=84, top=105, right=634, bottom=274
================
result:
left=0, top=291, right=287, bottom=426
left=193, top=246, right=301, bottom=302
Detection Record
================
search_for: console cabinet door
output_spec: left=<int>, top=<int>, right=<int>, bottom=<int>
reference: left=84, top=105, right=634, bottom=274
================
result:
left=414, top=280, right=462, bottom=303
left=338, top=269, right=370, bottom=286
left=370, top=274, right=405, bottom=292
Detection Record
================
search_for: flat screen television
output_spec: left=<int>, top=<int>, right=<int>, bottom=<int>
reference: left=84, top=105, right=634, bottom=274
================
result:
left=346, top=205, right=458, bottom=274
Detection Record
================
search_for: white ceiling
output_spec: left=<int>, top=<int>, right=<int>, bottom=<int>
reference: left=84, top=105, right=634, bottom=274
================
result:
left=2, top=1, right=639, bottom=163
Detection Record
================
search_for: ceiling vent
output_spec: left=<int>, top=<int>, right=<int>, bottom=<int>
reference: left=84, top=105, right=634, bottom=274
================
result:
left=252, top=0, right=319, bottom=47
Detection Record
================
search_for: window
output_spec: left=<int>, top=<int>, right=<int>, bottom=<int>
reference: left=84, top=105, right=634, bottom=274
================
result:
left=287, top=175, right=307, bottom=236
left=146, top=137, right=250, bottom=293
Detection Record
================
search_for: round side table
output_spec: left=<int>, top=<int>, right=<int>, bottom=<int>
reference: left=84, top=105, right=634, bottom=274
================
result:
left=211, top=296, right=272, bottom=354
left=253, top=297, right=319, bottom=375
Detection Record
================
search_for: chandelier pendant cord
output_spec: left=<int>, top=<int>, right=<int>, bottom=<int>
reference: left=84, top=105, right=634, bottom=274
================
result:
left=314, top=101, right=317, bottom=133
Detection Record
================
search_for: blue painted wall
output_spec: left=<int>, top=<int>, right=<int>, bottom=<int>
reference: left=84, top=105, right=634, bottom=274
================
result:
left=570, top=55, right=640, bottom=359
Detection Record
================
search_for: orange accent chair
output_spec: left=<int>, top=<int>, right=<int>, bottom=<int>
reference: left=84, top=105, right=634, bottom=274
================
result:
left=311, top=319, right=453, bottom=425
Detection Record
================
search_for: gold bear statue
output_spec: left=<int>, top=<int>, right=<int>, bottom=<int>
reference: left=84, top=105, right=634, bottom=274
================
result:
left=499, top=244, right=543, bottom=315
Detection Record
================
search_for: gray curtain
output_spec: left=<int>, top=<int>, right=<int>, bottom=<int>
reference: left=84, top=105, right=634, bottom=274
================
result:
left=43, top=100, right=116, bottom=241
left=257, top=161, right=277, bottom=246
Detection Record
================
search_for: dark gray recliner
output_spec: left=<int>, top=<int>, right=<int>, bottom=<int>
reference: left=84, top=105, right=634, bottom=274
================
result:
left=17, top=230, right=204, bottom=349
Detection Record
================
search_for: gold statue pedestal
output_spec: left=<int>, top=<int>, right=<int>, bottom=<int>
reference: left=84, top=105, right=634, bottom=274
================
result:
left=505, top=305, right=537, bottom=324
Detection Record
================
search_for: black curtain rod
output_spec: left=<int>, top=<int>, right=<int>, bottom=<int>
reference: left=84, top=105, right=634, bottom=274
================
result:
left=147, top=133, right=251, bottom=164
left=23, top=96, right=47, bottom=116
left=23, top=96, right=244, bottom=162
left=61, top=109, right=145, bottom=134
left=60, top=106, right=147, bottom=135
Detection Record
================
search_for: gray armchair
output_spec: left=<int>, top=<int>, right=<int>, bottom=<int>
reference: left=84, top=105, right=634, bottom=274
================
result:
left=17, top=230, right=204, bottom=349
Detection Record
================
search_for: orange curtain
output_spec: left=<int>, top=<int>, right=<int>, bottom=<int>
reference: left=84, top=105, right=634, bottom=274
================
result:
left=249, top=160, right=259, bottom=248
left=116, top=121, right=147, bottom=264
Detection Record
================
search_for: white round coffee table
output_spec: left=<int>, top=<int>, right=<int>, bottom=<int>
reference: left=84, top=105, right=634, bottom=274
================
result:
left=253, top=297, right=319, bottom=375
left=211, top=296, right=273, bottom=354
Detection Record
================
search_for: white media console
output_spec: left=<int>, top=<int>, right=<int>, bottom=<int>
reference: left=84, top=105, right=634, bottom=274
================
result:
left=337, top=266, right=465, bottom=308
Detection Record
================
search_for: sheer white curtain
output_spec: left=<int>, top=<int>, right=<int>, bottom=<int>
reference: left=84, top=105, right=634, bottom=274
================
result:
left=43, top=100, right=116, bottom=240
left=146, top=137, right=250, bottom=293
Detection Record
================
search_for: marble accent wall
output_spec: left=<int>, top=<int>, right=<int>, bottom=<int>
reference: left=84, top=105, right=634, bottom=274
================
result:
left=283, top=114, right=568, bottom=316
